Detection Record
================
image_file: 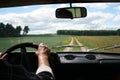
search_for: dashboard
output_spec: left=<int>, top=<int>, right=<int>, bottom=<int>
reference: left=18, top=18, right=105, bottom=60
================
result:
left=56, top=52, right=120, bottom=64
left=52, top=52, right=120, bottom=80
left=5, top=51, right=120, bottom=80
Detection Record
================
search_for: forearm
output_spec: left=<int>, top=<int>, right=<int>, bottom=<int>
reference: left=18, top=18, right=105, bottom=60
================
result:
left=36, top=56, right=54, bottom=80
left=35, top=43, right=54, bottom=79
left=37, top=55, right=49, bottom=67
left=36, top=55, right=53, bottom=75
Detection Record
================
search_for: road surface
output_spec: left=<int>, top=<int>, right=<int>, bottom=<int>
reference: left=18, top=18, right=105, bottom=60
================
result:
left=64, top=37, right=74, bottom=51
left=64, top=37, right=88, bottom=52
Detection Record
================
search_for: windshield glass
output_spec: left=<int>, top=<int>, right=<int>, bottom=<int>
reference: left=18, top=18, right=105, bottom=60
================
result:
left=0, top=3, right=120, bottom=53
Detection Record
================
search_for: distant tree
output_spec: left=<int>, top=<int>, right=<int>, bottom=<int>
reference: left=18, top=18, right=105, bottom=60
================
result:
left=0, top=22, right=29, bottom=37
left=0, top=22, right=5, bottom=37
left=23, top=26, right=29, bottom=35
left=57, top=30, right=117, bottom=36
left=16, top=26, right=22, bottom=36
left=117, top=29, right=120, bottom=36
left=5, top=23, right=16, bottom=37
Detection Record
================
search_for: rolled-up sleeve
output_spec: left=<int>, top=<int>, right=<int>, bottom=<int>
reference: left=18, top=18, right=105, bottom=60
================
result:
left=36, top=66, right=53, bottom=75
left=36, top=65, right=54, bottom=80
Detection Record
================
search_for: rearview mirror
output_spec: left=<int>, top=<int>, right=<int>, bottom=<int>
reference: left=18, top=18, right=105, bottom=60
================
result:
left=56, top=7, right=87, bottom=19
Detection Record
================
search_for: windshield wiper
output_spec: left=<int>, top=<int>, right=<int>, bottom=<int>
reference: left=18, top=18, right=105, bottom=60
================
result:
left=52, top=45, right=83, bottom=48
left=87, top=44, right=120, bottom=52
left=104, top=45, right=120, bottom=50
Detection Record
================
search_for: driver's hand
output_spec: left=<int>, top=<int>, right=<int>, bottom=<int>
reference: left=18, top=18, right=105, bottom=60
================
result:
left=35, top=43, right=50, bottom=58
left=35, top=43, right=51, bottom=67
left=0, top=53, right=7, bottom=61
left=35, top=43, right=54, bottom=77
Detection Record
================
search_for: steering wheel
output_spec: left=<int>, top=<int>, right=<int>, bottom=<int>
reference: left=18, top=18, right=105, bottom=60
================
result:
left=3, top=43, right=38, bottom=72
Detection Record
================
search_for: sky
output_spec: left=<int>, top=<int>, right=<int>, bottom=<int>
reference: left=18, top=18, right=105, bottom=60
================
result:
left=0, top=3, right=120, bottom=34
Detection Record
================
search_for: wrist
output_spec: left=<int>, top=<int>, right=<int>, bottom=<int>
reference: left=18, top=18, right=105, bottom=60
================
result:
left=38, top=55, right=49, bottom=67
left=38, top=54, right=49, bottom=59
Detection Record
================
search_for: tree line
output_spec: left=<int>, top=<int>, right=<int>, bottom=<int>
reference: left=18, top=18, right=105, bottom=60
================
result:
left=0, top=22, right=29, bottom=37
left=57, top=29, right=120, bottom=36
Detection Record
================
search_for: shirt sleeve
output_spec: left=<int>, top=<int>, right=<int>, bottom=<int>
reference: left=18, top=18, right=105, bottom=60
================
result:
left=36, top=65, right=53, bottom=75
left=36, top=65, right=55, bottom=80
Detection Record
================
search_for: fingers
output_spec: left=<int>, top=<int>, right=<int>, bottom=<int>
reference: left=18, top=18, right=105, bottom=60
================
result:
left=38, top=43, right=49, bottom=51
left=2, top=54, right=7, bottom=59
left=0, top=53, right=7, bottom=60
left=39, top=43, right=48, bottom=48
left=36, top=43, right=50, bottom=56
left=39, top=43, right=44, bottom=46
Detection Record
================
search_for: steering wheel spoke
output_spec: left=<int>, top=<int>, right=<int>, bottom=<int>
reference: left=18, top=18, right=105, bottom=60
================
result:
left=21, top=47, right=27, bottom=54
left=4, top=43, right=38, bottom=72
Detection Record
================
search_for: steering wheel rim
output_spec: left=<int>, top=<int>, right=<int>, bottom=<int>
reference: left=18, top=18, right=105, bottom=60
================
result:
left=4, top=42, right=38, bottom=72
left=4, top=43, right=38, bottom=53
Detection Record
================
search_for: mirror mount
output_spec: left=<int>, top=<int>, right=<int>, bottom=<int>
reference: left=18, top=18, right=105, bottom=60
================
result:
left=70, top=2, right=72, bottom=7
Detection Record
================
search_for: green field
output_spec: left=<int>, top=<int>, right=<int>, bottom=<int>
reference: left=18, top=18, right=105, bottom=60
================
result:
left=76, top=36, right=120, bottom=52
left=0, top=35, right=71, bottom=52
left=0, top=35, right=120, bottom=53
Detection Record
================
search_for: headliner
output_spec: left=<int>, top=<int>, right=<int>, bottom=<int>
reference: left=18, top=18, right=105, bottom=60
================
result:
left=0, top=0, right=120, bottom=8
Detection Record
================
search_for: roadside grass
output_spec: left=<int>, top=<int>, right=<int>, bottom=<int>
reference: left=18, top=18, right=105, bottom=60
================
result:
left=72, top=37, right=81, bottom=51
left=76, top=36, right=120, bottom=53
left=59, top=37, right=72, bottom=51
left=0, top=35, right=71, bottom=52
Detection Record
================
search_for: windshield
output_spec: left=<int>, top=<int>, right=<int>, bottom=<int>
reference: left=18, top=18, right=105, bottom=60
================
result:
left=0, top=3, right=120, bottom=53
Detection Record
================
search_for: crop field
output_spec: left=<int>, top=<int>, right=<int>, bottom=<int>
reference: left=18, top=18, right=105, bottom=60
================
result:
left=0, top=35, right=120, bottom=53
left=76, top=36, right=120, bottom=52
left=0, top=35, right=71, bottom=52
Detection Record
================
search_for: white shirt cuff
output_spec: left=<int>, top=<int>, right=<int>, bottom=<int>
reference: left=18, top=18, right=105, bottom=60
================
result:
left=36, top=65, right=53, bottom=75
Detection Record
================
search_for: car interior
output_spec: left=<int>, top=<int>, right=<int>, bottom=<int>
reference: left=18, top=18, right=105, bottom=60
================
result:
left=0, top=0, right=120, bottom=80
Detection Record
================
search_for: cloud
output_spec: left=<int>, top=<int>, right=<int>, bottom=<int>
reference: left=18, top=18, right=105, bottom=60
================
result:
left=112, top=5, right=120, bottom=22
left=0, top=13, right=24, bottom=28
left=0, top=6, right=55, bottom=28
left=88, top=11, right=114, bottom=19
left=74, top=3, right=108, bottom=9
left=115, top=5, right=120, bottom=10
left=0, top=3, right=119, bottom=34
left=22, top=6, right=30, bottom=9
left=113, top=15, right=120, bottom=21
